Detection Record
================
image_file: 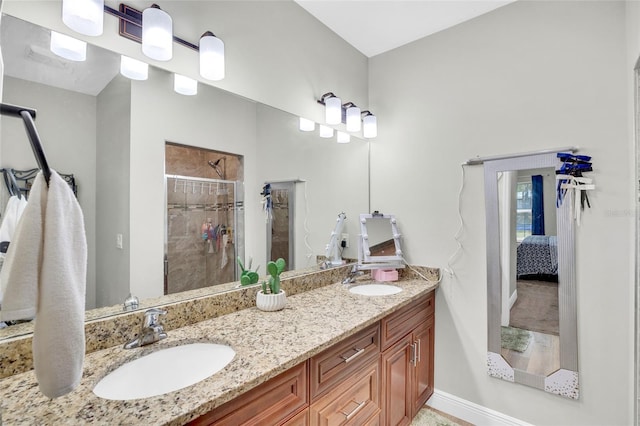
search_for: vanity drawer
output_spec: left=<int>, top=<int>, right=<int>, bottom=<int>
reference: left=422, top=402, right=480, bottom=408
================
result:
left=310, top=323, right=380, bottom=400
left=380, top=292, right=434, bottom=350
left=188, top=361, right=308, bottom=426
left=309, top=360, right=381, bottom=426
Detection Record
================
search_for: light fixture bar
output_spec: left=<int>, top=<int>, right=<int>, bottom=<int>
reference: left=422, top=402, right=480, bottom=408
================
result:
left=104, top=4, right=199, bottom=52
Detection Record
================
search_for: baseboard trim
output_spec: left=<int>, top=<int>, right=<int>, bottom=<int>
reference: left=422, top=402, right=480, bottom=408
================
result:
left=426, top=389, right=533, bottom=426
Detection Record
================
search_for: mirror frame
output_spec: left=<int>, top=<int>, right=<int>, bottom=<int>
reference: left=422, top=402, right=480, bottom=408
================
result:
left=484, top=152, right=578, bottom=399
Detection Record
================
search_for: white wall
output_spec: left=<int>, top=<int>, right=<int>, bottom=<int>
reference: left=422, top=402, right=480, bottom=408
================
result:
left=1, top=0, right=368, bottom=126
left=255, top=103, right=369, bottom=269
left=96, top=75, right=131, bottom=308
left=0, top=77, right=97, bottom=310
left=129, top=67, right=257, bottom=300
left=369, top=1, right=632, bottom=424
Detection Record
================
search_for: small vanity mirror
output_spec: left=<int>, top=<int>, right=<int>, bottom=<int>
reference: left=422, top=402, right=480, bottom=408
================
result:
left=358, top=213, right=405, bottom=270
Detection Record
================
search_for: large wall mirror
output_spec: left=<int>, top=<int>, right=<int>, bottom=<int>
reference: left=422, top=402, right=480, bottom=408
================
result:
left=0, top=14, right=369, bottom=339
left=484, top=152, right=578, bottom=399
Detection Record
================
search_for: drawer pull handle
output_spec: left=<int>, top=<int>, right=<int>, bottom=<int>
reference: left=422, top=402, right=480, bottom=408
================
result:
left=340, top=347, right=365, bottom=363
left=341, top=400, right=366, bottom=420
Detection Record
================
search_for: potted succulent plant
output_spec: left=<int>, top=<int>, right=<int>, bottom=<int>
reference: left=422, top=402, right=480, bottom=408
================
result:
left=256, top=258, right=287, bottom=311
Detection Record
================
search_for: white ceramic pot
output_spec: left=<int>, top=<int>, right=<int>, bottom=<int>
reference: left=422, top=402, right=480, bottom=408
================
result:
left=256, top=290, right=287, bottom=312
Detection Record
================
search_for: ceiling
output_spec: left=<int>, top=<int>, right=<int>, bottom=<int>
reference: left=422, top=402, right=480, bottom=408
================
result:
left=294, top=0, right=516, bottom=57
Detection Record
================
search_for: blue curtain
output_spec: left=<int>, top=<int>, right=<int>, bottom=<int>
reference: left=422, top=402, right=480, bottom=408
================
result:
left=531, top=175, right=545, bottom=235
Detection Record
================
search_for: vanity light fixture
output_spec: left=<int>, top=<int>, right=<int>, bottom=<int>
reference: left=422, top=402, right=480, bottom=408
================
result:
left=199, top=31, right=225, bottom=81
left=50, top=31, right=87, bottom=62
left=319, top=125, right=334, bottom=138
left=362, top=111, right=377, bottom=139
left=318, top=92, right=342, bottom=125
left=120, top=55, right=149, bottom=80
left=337, top=131, right=350, bottom=144
left=142, top=4, right=172, bottom=61
left=174, top=74, right=198, bottom=96
left=299, top=117, right=315, bottom=132
left=344, top=102, right=361, bottom=132
left=62, top=0, right=104, bottom=36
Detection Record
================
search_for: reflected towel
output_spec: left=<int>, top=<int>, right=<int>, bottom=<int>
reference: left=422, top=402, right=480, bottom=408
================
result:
left=0, top=195, right=28, bottom=305
left=0, top=171, right=87, bottom=398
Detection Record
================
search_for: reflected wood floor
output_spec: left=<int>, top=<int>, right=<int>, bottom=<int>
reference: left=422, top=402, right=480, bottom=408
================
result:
left=501, top=330, right=560, bottom=376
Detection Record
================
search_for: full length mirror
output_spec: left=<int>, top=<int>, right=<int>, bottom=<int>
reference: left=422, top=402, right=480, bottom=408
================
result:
left=484, top=153, right=578, bottom=399
left=0, top=14, right=369, bottom=338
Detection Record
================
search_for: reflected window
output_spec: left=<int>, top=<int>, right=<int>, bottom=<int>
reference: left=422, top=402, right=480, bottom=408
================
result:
left=516, top=180, right=532, bottom=242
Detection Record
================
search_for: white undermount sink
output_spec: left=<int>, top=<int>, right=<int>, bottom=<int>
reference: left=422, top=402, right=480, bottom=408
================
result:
left=349, top=283, right=403, bottom=296
left=93, top=343, right=235, bottom=400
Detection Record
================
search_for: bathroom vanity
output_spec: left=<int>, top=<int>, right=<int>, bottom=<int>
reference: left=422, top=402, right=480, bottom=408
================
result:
left=0, top=268, right=438, bottom=425
left=189, top=292, right=434, bottom=425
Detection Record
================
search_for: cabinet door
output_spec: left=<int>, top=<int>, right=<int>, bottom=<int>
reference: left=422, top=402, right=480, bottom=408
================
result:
left=381, top=333, right=413, bottom=426
left=284, top=408, right=309, bottom=426
left=411, top=317, right=434, bottom=417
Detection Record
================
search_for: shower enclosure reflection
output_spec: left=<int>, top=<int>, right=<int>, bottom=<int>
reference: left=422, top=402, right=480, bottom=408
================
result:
left=165, top=144, right=243, bottom=294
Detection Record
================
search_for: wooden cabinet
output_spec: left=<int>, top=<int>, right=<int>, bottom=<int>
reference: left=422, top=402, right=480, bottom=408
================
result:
left=189, top=291, right=434, bottom=426
left=380, top=293, right=435, bottom=425
left=187, top=362, right=308, bottom=426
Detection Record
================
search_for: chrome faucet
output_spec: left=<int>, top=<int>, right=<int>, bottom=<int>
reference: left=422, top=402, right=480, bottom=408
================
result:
left=124, top=308, right=168, bottom=349
left=342, top=265, right=363, bottom=285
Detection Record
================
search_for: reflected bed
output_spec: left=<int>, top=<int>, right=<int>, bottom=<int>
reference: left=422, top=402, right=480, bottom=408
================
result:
left=517, top=235, right=558, bottom=282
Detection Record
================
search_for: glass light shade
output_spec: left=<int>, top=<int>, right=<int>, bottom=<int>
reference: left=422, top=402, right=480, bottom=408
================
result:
left=174, top=74, right=198, bottom=96
left=200, top=34, right=225, bottom=81
left=325, top=96, right=342, bottom=125
left=62, top=0, right=104, bottom=36
left=120, top=56, right=149, bottom=80
left=319, top=125, right=334, bottom=138
left=50, top=31, right=86, bottom=61
left=299, top=117, right=315, bottom=132
left=363, top=114, right=377, bottom=139
left=142, top=6, right=173, bottom=61
left=337, top=131, right=350, bottom=144
left=346, top=105, right=361, bottom=132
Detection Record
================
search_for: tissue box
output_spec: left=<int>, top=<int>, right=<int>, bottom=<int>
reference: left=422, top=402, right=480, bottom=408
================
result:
left=372, top=269, right=398, bottom=282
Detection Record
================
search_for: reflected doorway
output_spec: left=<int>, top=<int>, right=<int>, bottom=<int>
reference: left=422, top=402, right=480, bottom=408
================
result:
left=266, top=182, right=295, bottom=270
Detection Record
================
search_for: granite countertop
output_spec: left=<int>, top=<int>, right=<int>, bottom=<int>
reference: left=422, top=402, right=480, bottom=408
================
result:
left=0, top=277, right=438, bottom=425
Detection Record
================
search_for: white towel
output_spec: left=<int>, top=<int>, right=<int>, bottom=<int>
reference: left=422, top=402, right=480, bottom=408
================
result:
left=0, top=194, right=28, bottom=246
left=0, top=194, right=28, bottom=305
left=0, top=171, right=87, bottom=398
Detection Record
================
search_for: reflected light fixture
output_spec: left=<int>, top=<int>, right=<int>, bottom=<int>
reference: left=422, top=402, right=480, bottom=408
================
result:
left=299, top=117, right=315, bottom=132
left=318, top=92, right=341, bottom=125
left=62, top=0, right=104, bottom=36
left=200, top=31, right=225, bottom=81
left=174, top=74, right=198, bottom=96
left=337, top=131, right=350, bottom=144
left=319, top=125, right=334, bottom=138
left=344, top=102, right=361, bottom=132
left=142, top=4, right=173, bottom=61
left=50, top=31, right=87, bottom=61
left=362, top=111, right=378, bottom=139
left=120, top=55, right=148, bottom=80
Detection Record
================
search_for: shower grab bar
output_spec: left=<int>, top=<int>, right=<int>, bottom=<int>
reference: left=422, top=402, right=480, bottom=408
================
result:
left=0, top=103, right=51, bottom=186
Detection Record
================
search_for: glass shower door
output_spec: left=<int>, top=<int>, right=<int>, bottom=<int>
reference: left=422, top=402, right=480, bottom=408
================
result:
left=165, top=175, right=237, bottom=294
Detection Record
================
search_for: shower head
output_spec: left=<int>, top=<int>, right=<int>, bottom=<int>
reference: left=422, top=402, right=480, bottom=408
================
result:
left=208, top=158, right=225, bottom=179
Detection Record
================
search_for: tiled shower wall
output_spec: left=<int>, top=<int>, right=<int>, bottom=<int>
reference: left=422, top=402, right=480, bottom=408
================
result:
left=270, top=188, right=289, bottom=266
left=165, top=144, right=244, bottom=294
